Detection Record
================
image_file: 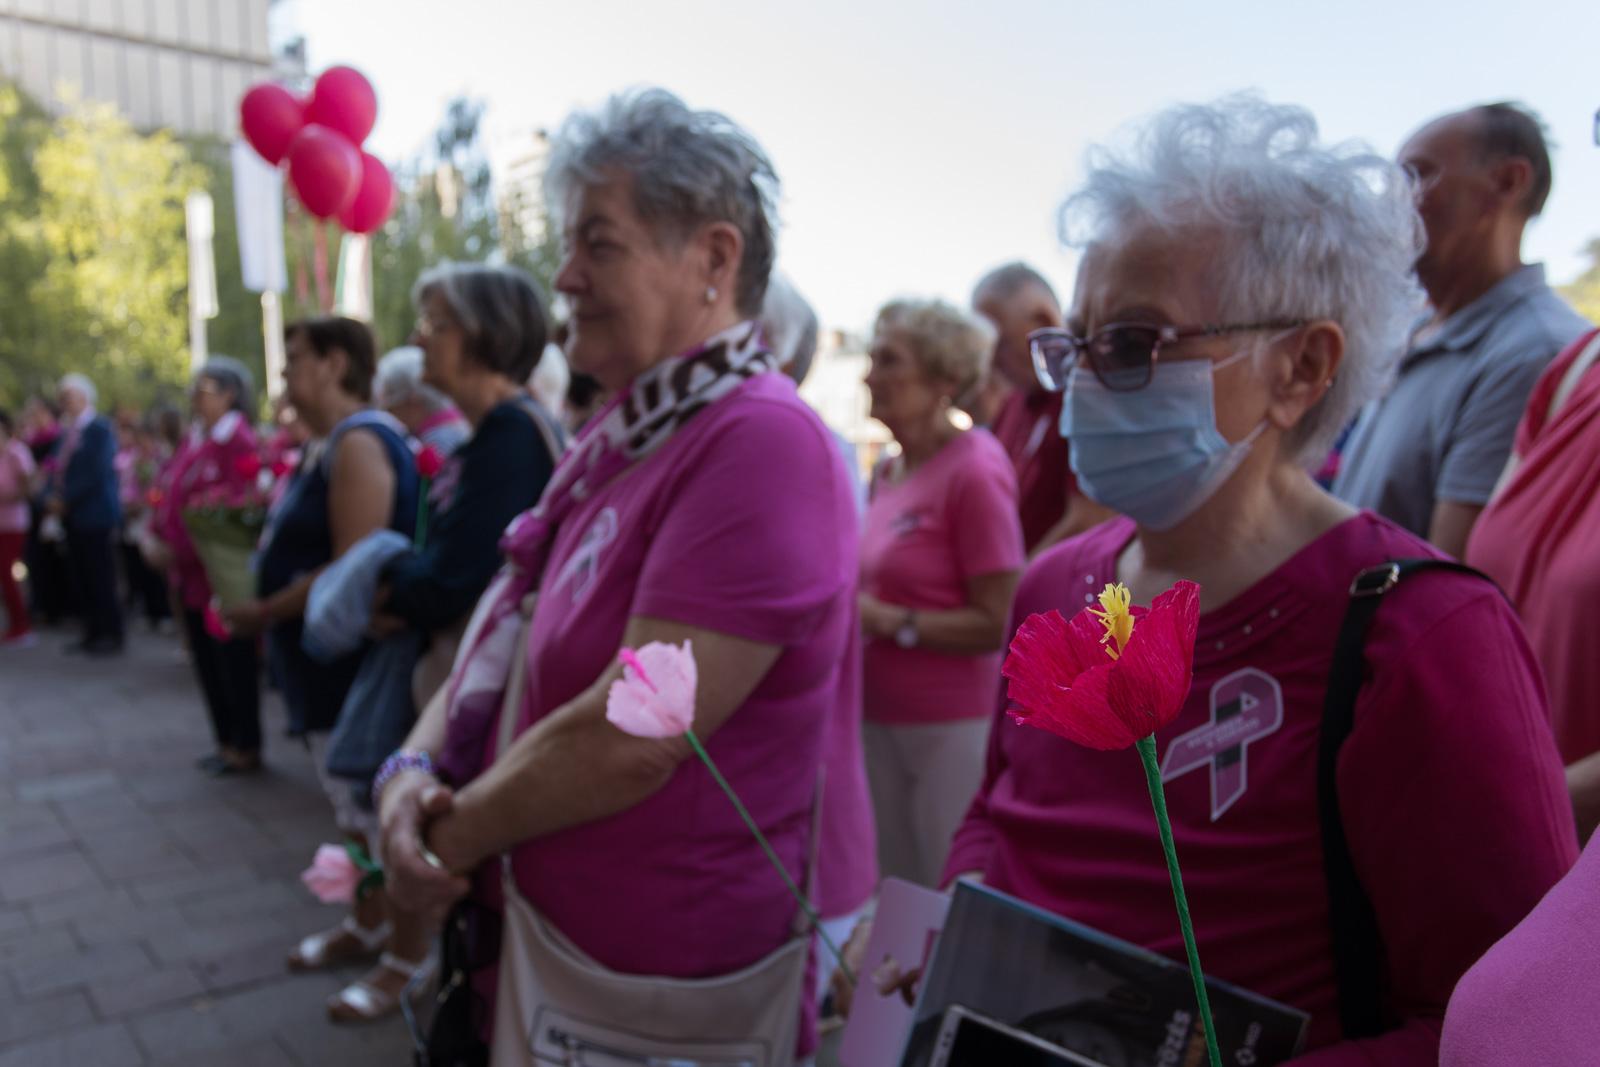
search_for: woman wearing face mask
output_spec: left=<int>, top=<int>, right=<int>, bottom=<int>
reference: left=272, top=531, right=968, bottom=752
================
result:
left=850, top=98, right=1578, bottom=1064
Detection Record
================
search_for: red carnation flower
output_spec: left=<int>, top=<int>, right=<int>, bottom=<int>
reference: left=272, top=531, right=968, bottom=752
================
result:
left=234, top=452, right=263, bottom=480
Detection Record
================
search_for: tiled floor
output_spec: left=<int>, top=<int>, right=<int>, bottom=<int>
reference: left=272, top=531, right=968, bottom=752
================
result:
left=0, top=626, right=412, bottom=1066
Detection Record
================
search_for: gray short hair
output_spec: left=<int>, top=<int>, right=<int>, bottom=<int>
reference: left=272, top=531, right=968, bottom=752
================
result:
left=972, top=261, right=1059, bottom=308
left=59, top=373, right=97, bottom=408
left=374, top=346, right=450, bottom=412
left=1061, top=93, right=1425, bottom=464
left=874, top=298, right=996, bottom=402
left=198, top=356, right=255, bottom=417
left=545, top=87, right=779, bottom=316
left=759, top=273, right=820, bottom=383
left=412, top=263, right=548, bottom=382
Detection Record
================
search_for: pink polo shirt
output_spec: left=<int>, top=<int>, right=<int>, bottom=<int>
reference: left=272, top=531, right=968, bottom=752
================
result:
left=945, top=513, right=1577, bottom=1063
left=860, top=429, right=1024, bottom=724
left=488, top=372, right=871, bottom=1051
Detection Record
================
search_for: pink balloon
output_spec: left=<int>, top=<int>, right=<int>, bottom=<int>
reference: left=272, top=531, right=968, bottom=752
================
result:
left=305, top=66, right=377, bottom=146
left=239, top=83, right=305, bottom=165
left=338, top=152, right=395, bottom=234
left=286, top=125, right=362, bottom=220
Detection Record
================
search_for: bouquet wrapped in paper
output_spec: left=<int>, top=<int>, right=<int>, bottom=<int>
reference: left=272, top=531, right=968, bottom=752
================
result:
left=181, top=455, right=270, bottom=609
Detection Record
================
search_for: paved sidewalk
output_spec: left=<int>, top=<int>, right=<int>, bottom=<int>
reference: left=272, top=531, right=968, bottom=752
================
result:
left=0, top=628, right=413, bottom=1066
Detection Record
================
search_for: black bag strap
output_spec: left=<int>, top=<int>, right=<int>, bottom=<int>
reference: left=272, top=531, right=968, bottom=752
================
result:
left=1319, top=557, right=1493, bottom=1039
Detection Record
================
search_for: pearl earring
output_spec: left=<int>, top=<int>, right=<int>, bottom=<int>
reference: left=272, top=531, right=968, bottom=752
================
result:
left=705, top=286, right=718, bottom=304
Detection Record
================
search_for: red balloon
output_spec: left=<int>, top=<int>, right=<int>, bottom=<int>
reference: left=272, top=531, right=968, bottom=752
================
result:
left=239, top=83, right=305, bottom=164
left=305, top=66, right=377, bottom=146
left=286, top=125, right=362, bottom=220
left=338, top=152, right=395, bottom=234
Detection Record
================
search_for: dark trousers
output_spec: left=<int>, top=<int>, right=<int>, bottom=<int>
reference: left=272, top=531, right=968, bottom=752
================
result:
left=181, top=609, right=263, bottom=754
left=120, top=540, right=170, bottom=625
left=26, top=520, right=74, bottom=623
left=66, top=525, right=123, bottom=646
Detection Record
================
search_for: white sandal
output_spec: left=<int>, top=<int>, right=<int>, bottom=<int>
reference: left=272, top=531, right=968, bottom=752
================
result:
left=326, top=952, right=435, bottom=1024
left=286, top=915, right=392, bottom=972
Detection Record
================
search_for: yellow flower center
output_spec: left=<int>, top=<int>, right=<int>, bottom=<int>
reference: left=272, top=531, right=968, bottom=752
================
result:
left=1091, top=582, right=1135, bottom=660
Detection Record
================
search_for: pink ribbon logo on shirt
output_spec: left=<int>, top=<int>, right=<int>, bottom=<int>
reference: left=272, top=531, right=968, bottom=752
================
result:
left=1160, top=667, right=1284, bottom=821
left=551, top=506, right=619, bottom=603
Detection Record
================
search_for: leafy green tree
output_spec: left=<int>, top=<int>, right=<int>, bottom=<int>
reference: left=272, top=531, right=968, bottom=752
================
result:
left=0, top=85, right=203, bottom=410
left=1560, top=239, right=1600, bottom=324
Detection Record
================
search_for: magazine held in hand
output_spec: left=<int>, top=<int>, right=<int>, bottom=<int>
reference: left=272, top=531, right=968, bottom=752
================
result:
left=898, top=881, right=1308, bottom=1067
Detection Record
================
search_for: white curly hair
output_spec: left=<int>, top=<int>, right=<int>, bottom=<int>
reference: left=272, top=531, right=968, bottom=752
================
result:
left=1060, top=92, right=1426, bottom=463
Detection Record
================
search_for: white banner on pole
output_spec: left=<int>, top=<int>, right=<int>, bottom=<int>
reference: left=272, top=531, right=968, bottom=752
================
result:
left=186, top=190, right=218, bottom=372
left=231, top=140, right=288, bottom=294
left=334, top=233, right=373, bottom=323
left=262, top=290, right=286, bottom=404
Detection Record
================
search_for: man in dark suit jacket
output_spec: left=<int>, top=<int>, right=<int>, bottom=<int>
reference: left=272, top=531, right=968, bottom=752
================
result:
left=51, top=374, right=123, bottom=655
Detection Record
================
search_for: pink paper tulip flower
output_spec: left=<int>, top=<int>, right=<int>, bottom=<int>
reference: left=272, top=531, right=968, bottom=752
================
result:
left=300, top=843, right=361, bottom=904
left=606, top=640, right=697, bottom=738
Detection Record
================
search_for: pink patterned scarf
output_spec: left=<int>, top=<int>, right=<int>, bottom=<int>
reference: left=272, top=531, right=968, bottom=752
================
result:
left=435, top=321, right=775, bottom=783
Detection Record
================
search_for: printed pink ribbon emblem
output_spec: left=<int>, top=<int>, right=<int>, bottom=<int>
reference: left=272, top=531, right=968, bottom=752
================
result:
left=1160, top=668, right=1283, bottom=821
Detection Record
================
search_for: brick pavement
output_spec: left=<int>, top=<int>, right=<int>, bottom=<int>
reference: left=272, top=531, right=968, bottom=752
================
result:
left=0, top=628, right=413, bottom=1066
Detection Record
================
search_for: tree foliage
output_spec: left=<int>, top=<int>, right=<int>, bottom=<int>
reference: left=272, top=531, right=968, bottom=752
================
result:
left=0, top=85, right=561, bottom=412
left=1559, top=238, right=1600, bottom=324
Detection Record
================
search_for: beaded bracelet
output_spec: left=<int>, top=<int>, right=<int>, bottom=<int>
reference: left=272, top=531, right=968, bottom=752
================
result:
left=371, top=749, right=437, bottom=807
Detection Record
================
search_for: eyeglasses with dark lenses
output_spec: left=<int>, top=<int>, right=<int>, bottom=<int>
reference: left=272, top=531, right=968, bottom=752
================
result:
left=1028, top=320, right=1309, bottom=393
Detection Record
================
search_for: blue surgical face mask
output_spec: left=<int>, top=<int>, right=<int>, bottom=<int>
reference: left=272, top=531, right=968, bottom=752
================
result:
left=1059, top=346, right=1266, bottom=531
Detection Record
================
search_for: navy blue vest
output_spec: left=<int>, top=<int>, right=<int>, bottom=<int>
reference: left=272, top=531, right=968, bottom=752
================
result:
left=258, top=411, right=419, bottom=734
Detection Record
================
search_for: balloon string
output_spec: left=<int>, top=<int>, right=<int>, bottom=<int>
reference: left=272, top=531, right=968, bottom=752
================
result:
left=313, top=220, right=331, bottom=313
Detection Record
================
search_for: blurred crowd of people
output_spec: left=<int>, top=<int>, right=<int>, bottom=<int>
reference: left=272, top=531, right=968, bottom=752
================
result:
left=3, top=86, right=1599, bottom=1067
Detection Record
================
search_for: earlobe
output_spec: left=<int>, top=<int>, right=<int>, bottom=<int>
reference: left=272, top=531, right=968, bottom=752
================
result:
left=1270, top=321, right=1343, bottom=426
left=702, top=222, right=744, bottom=296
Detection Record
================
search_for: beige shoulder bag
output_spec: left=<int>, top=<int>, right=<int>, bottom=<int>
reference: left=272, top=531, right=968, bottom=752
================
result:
left=488, top=634, right=814, bottom=1067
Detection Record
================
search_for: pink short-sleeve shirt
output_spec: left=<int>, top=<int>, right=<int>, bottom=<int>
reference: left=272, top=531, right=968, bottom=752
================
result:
left=860, top=429, right=1025, bottom=724
left=495, top=372, right=873, bottom=1001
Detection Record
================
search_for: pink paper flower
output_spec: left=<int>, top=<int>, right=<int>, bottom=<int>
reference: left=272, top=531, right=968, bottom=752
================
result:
left=203, top=599, right=232, bottom=641
left=605, top=640, right=697, bottom=738
left=301, top=843, right=361, bottom=904
left=415, top=443, right=445, bottom=480
left=1004, top=580, right=1200, bottom=750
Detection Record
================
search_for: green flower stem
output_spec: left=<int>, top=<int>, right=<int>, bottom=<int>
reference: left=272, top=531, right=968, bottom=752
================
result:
left=1136, top=734, right=1222, bottom=1067
left=343, top=840, right=386, bottom=901
left=414, top=478, right=431, bottom=548
left=685, top=728, right=855, bottom=987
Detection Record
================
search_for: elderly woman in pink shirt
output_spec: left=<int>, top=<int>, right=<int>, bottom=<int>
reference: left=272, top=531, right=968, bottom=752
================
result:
left=377, top=88, right=872, bottom=1063
left=847, top=97, right=1578, bottom=1066
left=859, top=298, right=1024, bottom=888
left=155, top=357, right=263, bottom=775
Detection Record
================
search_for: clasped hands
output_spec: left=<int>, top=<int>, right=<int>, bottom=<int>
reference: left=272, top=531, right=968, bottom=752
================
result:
left=378, top=770, right=477, bottom=925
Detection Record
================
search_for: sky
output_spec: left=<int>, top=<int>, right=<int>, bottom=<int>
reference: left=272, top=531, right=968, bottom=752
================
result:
left=273, top=0, right=1600, bottom=333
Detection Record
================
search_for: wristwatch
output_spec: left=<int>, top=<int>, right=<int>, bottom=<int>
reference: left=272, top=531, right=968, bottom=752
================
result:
left=894, top=610, right=919, bottom=649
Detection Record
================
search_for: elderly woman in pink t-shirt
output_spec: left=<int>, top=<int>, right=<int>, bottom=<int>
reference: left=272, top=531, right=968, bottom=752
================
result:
left=844, top=97, right=1578, bottom=1064
left=376, top=88, right=872, bottom=1062
left=859, top=298, right=1024, bottom=887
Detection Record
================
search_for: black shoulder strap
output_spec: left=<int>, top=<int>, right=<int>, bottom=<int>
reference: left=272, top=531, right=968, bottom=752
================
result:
left=1319, top=557, right=1493, bottom=1039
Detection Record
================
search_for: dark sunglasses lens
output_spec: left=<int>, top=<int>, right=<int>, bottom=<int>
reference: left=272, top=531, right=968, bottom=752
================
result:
left=1092, top=327, right=1159, bottom=391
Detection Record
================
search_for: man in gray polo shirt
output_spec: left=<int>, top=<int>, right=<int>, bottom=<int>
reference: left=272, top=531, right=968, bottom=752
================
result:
left=1334, top=102, right=1591, bottom=558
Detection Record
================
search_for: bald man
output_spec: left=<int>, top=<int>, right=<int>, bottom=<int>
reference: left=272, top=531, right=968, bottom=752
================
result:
left=973, top=262, right=1112, bottom=553
left=1334, top=103, right=1590, bottom=558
